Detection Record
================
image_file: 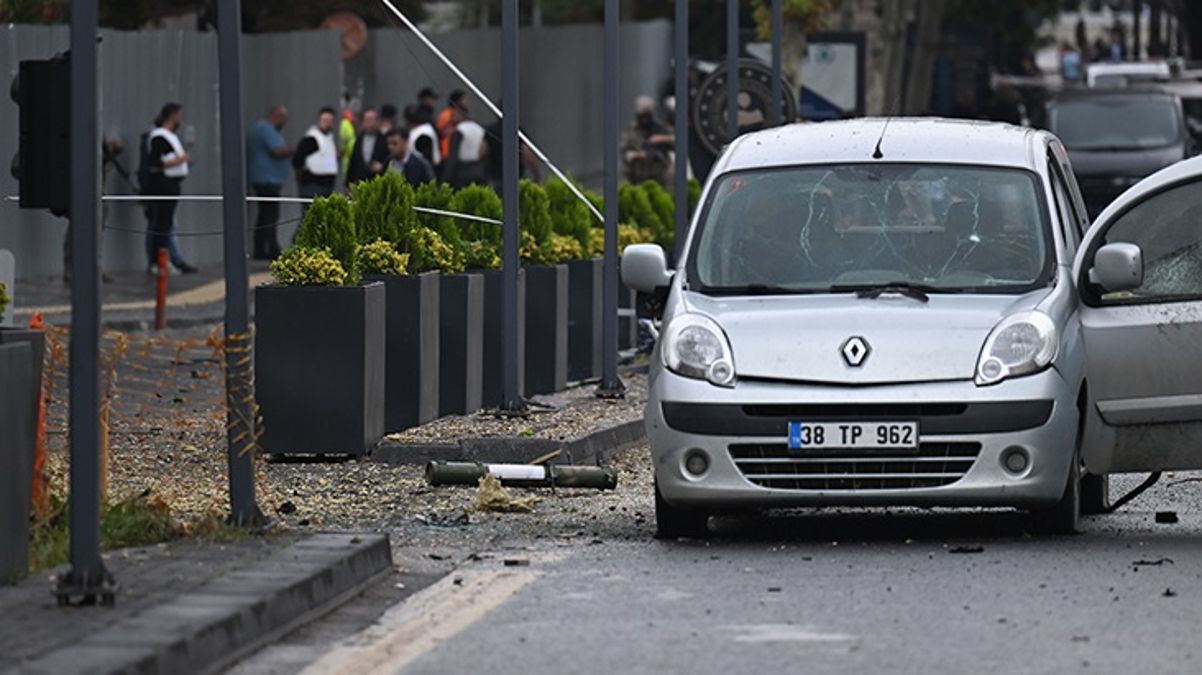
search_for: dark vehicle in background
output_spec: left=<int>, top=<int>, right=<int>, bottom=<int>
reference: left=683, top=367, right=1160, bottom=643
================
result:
left=1047, top=91, right=1193, bottom=217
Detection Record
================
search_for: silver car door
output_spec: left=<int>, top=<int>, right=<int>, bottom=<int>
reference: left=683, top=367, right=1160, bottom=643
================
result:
left=1075, top=166, right=1202, bottom=473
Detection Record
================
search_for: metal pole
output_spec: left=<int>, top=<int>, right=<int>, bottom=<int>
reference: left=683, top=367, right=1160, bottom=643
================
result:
left=598, top=0, right=624, bottom=398
left=217, top=0, right=263, bottom=526
left=501, top=0, right=524, bottom=412
left=60, top=0, right=113, bottom=603
left=727, top=0, right=740, bottom=142
left=770, top=0, right=783, bottom=127
left=674, top=0, right=689, bottom=261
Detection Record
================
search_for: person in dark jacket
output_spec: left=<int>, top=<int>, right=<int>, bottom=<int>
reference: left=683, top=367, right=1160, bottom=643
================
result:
left=292, top=107, right=339, bottom=215
left=385, top=128, right=435, bottom=186
left=345, top=107, right=390, bottom=186
left=144, top=102, right=198, bottom=274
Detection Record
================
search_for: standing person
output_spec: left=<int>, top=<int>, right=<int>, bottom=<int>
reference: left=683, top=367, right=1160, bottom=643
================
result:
left=346, top=107, right=389, bottom=186
left=144, top=103, right=198, bottom=274
left=621, top=96, right=675, bottom=187
left=379, top=104, right=398, bottom=134
left=385, top=128, right=436, bottom=186
left=486, top=111, right=541, bottom=191
left=293, top=107, right=339, bottom=216
left=416, top=87, right=439, bottom=125
left=246, top=105, right=293, bottom=260
left=403, top=104, right=441, bottom=167
left=442, top=104, right=489, bottom=189
left=436, top=90, right=467, bottom=165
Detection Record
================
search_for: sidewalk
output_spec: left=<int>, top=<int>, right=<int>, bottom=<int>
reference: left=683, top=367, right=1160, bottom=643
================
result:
left=0, top=532, right=391, bottom=675
left=10, top=261, right=273, bottom=330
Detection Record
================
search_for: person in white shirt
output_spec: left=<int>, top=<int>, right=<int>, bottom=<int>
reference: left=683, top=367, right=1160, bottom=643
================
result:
left=442, top=105, right=489, bottom=189
left=144, top=102, right=197, bottom=274
left=292, top=107, right=340, bottom=214
left=403, top=104, right=441, bottom=168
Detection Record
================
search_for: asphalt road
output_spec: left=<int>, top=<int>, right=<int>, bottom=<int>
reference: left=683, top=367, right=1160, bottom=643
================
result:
left=230, top=464, right=1202, bottom=675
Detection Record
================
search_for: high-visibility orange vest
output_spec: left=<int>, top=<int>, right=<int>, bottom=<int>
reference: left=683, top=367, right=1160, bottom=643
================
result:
left=436, top=107, right=457, bottom=161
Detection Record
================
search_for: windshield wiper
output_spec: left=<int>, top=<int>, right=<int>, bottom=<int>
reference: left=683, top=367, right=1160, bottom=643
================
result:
left=829, top=281, right=944, bottom=303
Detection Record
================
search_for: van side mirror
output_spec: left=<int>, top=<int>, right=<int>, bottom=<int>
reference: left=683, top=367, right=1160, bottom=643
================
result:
left=621, top=244, right=673, bottom=294
left=1089, top=242, right=1143, bottom=293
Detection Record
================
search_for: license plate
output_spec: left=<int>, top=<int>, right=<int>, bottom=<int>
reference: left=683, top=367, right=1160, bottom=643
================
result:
left=787, top=421, right=919, bottom=450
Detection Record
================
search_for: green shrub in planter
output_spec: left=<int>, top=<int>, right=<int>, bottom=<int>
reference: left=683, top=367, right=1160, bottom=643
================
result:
left=350, top=171, right=417, bottom=245
left=548, top=233, right=584, bottom=263
left=406, top=227, right=465, bottom=274
left=640, top=180, right=676, bottom=250
left=0, top=280, right=9, bottom=324
left=358, top=239, right=410, bottom=277
left=449, top=184, right=503, bottom=245
left=619, top=183, right=662, bottom=241
left=269, top=247, right=348, bottom=286
left=463, top=240, right=501, bottom=270
left=519, top=180, right=554, bottom=265
left=296, top=194, right=358, bottom=283
left=545, top=178, right=593, bottom=253
left=413, top=181, right=456, bottom=230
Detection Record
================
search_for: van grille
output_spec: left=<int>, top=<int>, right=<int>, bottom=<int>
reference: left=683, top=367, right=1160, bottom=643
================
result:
left=729, top=442, right=981, bottom=491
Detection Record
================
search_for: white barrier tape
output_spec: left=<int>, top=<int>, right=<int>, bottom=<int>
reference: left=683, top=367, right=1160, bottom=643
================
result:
left=377, top=0, right=605, bottom=224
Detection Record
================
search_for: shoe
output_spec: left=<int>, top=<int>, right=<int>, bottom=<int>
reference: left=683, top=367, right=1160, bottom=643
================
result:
left=175, top=262, right=199, bottom=274
left=148, top=264, right=176, bottom=277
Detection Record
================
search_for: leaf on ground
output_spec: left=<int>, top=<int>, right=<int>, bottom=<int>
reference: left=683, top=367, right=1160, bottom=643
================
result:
left=473, top=473, right=540, bottom=514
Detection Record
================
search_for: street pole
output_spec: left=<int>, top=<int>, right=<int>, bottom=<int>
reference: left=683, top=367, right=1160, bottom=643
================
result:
left=217, top=0, right=263, bottom=526
left=727, top=0, right=740, bottom=142
left=59, top=0, right=114, bottom=604
left=501, top=0, right=524, bottom=412
left=770, top=0, right=783, bottom=127
left=598, top=0, right=624, bottom=398
left=674, top=0, right=689, bottom=260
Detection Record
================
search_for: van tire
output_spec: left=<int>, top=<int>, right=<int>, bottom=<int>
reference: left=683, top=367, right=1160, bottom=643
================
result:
left=1080, top=473, right=1110, bottom=515
left=655, top=481, right=710, bottom=540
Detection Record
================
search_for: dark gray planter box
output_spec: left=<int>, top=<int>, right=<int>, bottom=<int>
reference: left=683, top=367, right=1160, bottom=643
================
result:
left=524, top=264, right=569, bottom=396
left=0, top=340, right=36, bottom=585
left=479, top=269, right=525, bottom=409
left=438, top=273, right=484, bottom=416
left=255, top=283, right=385, bottom=456
left=567, top=258, right=602, bottom=382
left=365, top=273, right=440, bottom=432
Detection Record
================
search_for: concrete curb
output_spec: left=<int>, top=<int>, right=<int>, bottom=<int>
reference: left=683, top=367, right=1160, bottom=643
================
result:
left=373, top=417, right=647, bottom=466
left=13, top=532, right=392, bottom=675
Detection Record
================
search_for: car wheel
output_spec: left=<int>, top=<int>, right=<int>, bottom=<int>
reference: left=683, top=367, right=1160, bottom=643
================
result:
left=1080, top=472, right=1110, bottom=515
left=1030, top=449, right=1081, bottom=536
left=654, top=480, right=710, bottom=539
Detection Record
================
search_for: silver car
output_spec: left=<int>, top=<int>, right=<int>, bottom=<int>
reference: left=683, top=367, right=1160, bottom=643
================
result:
left=623, top=118, right=1202, bottom=538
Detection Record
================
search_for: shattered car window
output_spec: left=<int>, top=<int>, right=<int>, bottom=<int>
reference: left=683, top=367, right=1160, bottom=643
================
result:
left=691, top=164, right=1052, bottom=293
left=1103, top=179, right=1202, bottom=301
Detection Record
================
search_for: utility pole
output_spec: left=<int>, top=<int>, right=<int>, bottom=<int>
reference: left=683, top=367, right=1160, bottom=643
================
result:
left=770, top=0, right=783, bottom=127
left=217, top=0, right=263, bottom=526
left=57, top=0, right=115, bottom=605
left=674, top=0, right=689, bottom=259
left=597, top=0, right=625, bottom=398
left=727, top=0, right=740, bottom=142
left=501, top=0, right=525, bottom=412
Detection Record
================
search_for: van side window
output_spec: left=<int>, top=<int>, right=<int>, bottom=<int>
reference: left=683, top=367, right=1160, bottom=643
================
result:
left=1099, top=178, right=1202, bottom=304
left=1047, top=159, right=1079, bottom=255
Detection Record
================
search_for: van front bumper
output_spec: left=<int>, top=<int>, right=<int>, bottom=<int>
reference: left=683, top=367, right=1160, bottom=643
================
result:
left=646, top=368, right=1078, bottom=510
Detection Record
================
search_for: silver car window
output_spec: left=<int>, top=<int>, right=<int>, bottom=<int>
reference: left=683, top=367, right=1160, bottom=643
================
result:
left=1101, top=179, right=1202, bottom=303
left=691, top=164, right=1052, bottom=293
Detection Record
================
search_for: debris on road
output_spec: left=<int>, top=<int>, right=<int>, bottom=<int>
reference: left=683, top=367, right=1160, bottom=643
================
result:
left=1164, top=588, right=1178, bottom=598
left=1133, top=558, right=1174, bottom=567
left=474, top=474, right=541, bottom=513
left=948, top=545, right=985, bottom=554
left=427, top=461, right=619, bottom=490
left=1155, top=511, right=1179, bottom=524
left=503, top=558, right=531, bottom=567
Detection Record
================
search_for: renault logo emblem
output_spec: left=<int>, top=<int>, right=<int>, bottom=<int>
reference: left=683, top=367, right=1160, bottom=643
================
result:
left=841, top=337, right=870, bottom=367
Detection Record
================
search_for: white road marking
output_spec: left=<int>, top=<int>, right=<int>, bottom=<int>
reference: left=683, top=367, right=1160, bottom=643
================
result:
left=726, top=624, right=859, bottom=645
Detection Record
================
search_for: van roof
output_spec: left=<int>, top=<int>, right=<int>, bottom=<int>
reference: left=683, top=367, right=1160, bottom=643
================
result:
left=717, top=118, right=1050, bottom=174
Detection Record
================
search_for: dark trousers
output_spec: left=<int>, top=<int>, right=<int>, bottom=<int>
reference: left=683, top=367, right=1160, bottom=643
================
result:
left=252, top=183, right=283, bottom=258
left=146, top=175, right=185, bottom=268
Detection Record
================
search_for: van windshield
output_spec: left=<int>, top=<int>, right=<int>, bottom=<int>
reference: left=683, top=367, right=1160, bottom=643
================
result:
left=690, top=164, right=1053, bottom=294
left=1050, top=98, right=1182, bottom=150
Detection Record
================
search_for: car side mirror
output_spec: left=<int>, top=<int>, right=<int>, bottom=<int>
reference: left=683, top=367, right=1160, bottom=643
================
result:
left=1089, top=242, right=1143, bottom=293
left=621, top=244, right=673, bottom=294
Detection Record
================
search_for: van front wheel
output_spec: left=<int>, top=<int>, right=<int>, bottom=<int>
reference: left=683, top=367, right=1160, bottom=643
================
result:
left=654, top=481, right=710, bottom=540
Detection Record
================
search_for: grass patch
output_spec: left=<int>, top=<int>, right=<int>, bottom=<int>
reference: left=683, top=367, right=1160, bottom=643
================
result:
left=29, top=490, right=181, bottom=573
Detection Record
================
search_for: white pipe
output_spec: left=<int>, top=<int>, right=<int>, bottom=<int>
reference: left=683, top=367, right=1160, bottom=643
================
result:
left=377, top=0, right=605, bottom=224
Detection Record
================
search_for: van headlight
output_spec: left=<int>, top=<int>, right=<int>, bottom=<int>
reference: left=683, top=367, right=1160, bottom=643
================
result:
left=975, top=312, right=1058, bottom=386
left=662, top=313, right=736, bottom=387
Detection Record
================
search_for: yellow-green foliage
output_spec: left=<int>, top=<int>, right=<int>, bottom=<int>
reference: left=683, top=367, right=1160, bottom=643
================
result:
left=270, top=247, right=347, bottom=286
left=0, top=280, right=9, bottom=323
left=619, top=224, right=645, bottom=252
left=463, top=240, right=501, bottom=270
left=588, top=228, right=605, bottom=258
left=296, top=195, right=357, bottom=282
left=357, top=239, right=410, bottom=277
left=520, top=230, right=546, bottom=266
left=407, top=227, right=466, bottom=274
left=547, top=233, right=584, bottom=263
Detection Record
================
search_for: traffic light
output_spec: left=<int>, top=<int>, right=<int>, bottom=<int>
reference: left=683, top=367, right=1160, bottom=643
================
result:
left=11, top=54, right=70, bottom=216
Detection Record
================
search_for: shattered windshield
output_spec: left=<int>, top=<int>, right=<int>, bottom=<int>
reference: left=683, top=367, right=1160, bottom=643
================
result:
left=690, top=164, right=1053, bottom=294
left=1050, top=98, right=1182, bottom=151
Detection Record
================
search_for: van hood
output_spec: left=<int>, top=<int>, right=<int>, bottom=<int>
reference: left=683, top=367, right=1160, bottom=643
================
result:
left=681, top=290, right=1050, bottom=385
left=1066, top=144, right=1184, bottom=179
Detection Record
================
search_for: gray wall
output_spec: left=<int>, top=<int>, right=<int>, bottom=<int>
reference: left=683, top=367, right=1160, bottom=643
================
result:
left=346, top=20, right=673, bottom=189
left=1, top=21, right=672, bottom=280
left=0, top=26, right=341, bottom=279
